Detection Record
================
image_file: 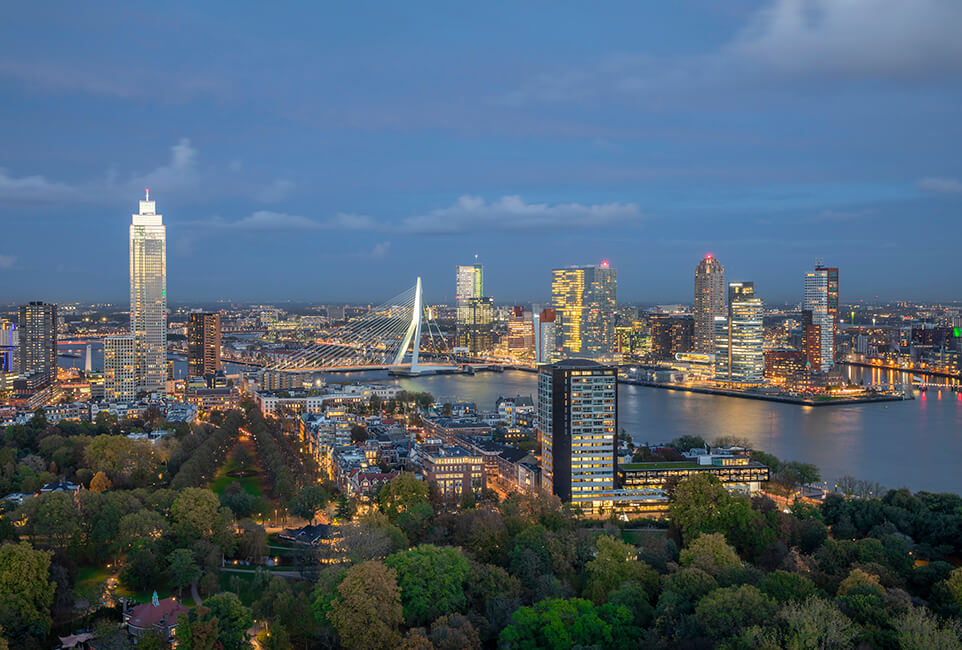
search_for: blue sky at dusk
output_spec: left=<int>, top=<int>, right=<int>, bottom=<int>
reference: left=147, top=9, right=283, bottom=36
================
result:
left=2, top=1, right=961, bottom=305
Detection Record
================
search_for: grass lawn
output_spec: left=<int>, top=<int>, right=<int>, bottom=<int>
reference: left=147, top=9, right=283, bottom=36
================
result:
left=209, top=442, right=267, bottom=497
left=75, top=566, right=110, bottom=592
left=210, top=472, right=264, bottom=497
left=114, top=583, right=174, bottom=604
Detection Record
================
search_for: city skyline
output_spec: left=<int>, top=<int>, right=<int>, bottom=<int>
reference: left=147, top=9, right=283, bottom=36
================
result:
left=2, top=3, right=962, bottom=303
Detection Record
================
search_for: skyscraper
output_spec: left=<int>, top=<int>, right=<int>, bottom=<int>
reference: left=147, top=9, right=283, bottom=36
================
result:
left=551, top=262, right=617, bottom=359
left=455, top=263, right=483, bottom=304
left=456, top=297, right=494, bottom=353
left=714, top=282, right=764, bottom=385
left=104, top=335, right=137, bottom=402
left=534, top=308, right=557, bottom=364
left=803, top=267, right=834, bottom=372
left=17, top=301, right=58, bottom=387
left=537, top=359, right=617, bottom=512
left=130, top=190, right=167, bottom=395
left=0, top=319, right=16, bottom=373
left=817, top=263, right=839, bottom=361
left=694, top=254, right=726, bottom=354
left=187, top=311, right=222, bottom=378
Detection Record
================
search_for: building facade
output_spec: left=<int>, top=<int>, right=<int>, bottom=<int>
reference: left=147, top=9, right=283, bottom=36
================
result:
left=694, top=254, right=726, bottom=354
left=17, top=301, right=58, bottom=388
left=714, top=282, right=764, bottom=385
left=538, top=359, right=617, bottom=511
left=130, top=191, right=167, bottom=395
left=104, top=335, right=137, bottom=402
left=650, top=314, right=694, bottom=359
left=455, top=264, right=483, bottom=304
left=803, top=268, right=835, bottom=372
left=456, top=296, right=494, bottom=353
left=187, top=311, right=221, bottom=377
left=551, top=263, right=617, bottom=359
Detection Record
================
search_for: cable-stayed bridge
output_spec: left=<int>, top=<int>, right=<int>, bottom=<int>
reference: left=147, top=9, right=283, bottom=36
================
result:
left=266, top=277, right=453, bottom=374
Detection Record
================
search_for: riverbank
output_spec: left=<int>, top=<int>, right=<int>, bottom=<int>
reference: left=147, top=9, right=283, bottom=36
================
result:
left=618, top=378, right=909, bottom=406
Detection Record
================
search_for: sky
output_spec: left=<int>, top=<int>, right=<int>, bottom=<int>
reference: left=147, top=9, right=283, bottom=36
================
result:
left=1, top=1, right=961, bottom=306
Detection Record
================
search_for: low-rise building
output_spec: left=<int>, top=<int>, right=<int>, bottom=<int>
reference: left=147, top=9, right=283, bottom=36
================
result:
left=124, top=593, right=188, bottom=644
left=420, top=445, right=484, bottom=499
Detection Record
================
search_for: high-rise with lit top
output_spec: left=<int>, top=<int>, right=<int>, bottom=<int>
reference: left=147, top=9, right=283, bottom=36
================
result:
left=130, top=189, right=167, bottom=395
left=693, top=254, right=726, bottom=354
left=803, top=266, right=835, bottom=372
left=551, top=262, right=617, bottom=359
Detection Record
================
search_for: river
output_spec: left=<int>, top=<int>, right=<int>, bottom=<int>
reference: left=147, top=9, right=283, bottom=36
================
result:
left=376, top=367, right=961, bottom=495
left=59, top=343, right=962, bottom=494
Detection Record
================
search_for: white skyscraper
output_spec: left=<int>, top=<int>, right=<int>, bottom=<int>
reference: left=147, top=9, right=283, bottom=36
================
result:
left=130, top=190, right=167, bottom=395
left=804, top=269, right=834, bottom=372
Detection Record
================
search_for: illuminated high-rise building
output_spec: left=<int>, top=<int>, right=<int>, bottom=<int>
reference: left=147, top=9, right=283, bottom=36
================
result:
left=803, top=267, right=834, bottom=372
left=537, top=359, right=617, bottom=512
left=694, top=254, right=726, bottom=354
left=0, top=319, right=16, bottom=373
left=17, top=301, right=58, bottom=387
left=456, top=297, right=494, bottom=353
left=104, top=335, right=137, bottom=402
left=551, top=262, right=617, bottom=359
left=187, top=311, right=222, bottom=377
left=506, top=306, right=534, bottom=356
left=714, top=282, right=763, bottom=385
left=130, top=190, right=167, bottom=395
left=455, top=263, right=483, bottom=304
left=816, top=263, right=839, bottom=361
left=534, top=308, right=557, bottom=364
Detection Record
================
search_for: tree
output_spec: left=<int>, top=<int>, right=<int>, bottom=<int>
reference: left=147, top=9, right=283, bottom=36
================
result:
left=203, top=592, right=253, bottom=650
left=944, top=567, right=962, bottom=608
left=116, top=510, right=169, bottom=554
left=694, top=585, right=776, bottom=640
left=238, top=519, right=268, bottom=563
left=669, top=435, right=707, bottom=452
left=385, top=544, right=471, bottom=626
left=171, top=487, right=231, bottom=544
left=499, top=598, right=636, bottom=649
left=290, top=485, right=329, bottom=522
left=663, top=567, right=718, bottom=603
left=894, top=606, right=962, bottom=650
left=18, top=491, right=80, bottom=550
left=0, top=542, right=55, bottom=645
left=328, top=561, right=403, bottom=650
left=90, top=470, right=112, bottom=492
left=779, top=596, right=856, bottom=650
left=350, top=425, right=368, bottom=444
left=679, top=533, right=742, bottom=577
left=166, top=549, right=201, bottom=598
left=759, top=570, right=818, bottom=604
left=583, top=535, right=660, bottom=604
left=378, top=472, right=430, bottom=519
left=430, top=614, right=481, bottom=650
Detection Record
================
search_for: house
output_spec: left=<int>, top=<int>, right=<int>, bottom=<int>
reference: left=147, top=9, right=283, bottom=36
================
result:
left=124, top=593, right=188, bottom=644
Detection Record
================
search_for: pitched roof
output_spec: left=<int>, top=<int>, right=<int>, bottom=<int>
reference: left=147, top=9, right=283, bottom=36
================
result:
left=127, top=597, right=188, bottom=629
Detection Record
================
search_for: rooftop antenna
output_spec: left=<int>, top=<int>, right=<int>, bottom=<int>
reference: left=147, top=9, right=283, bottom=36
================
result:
left=474, top=253, right=479, bottom=264
left=815, top=256, right=823, bottom=268
left=145, top=188, right=150, bottom=201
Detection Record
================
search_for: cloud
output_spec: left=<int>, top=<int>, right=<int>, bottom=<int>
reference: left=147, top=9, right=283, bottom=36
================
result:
left=729, top=0, right=962, bottom=81
left=255, top=179, right=295, bottom=202
left=397, top=195, right=643, bottom=234
left=497, top=0, right=962, bottom=107
left=0, top=254, right=16, bottom=268
left=129, top=138, right=199, bottom=193
left=0, top=168, right=76, bottom=202
left=918, top=177, right=962, bottom=194
left=368, top=241, right=391, bottom=258
left=189, top=210, right=380, bottom=232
